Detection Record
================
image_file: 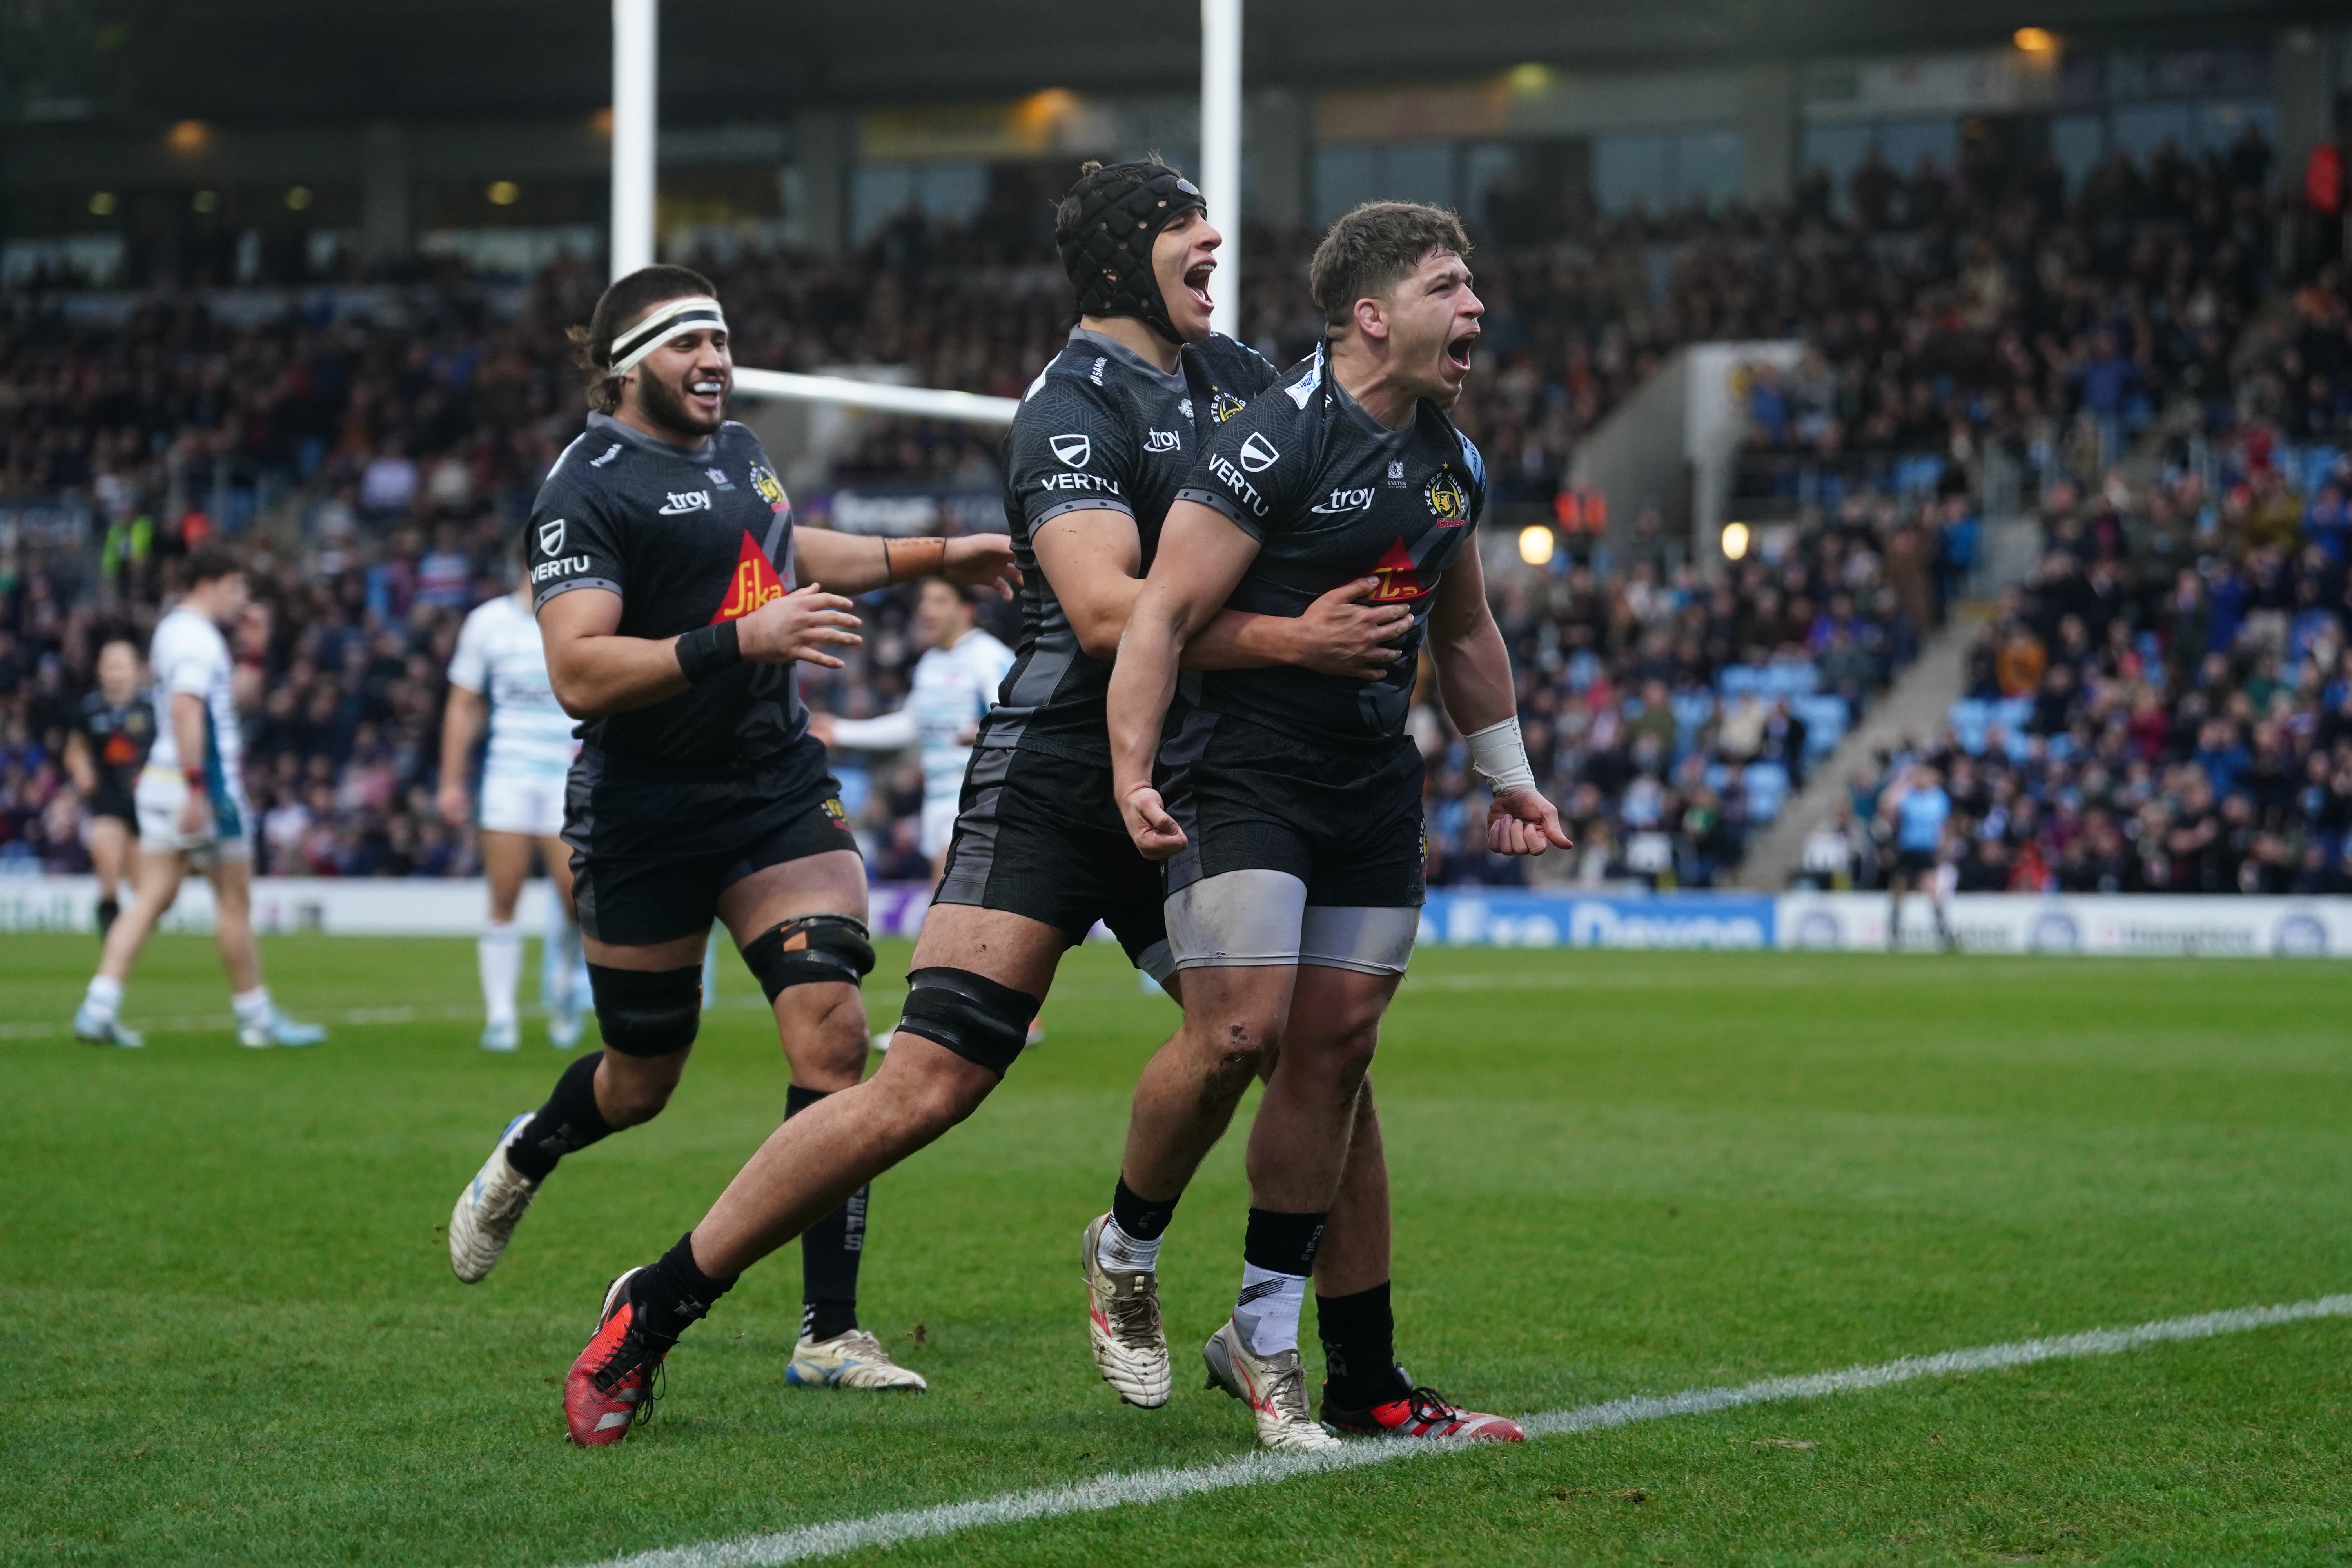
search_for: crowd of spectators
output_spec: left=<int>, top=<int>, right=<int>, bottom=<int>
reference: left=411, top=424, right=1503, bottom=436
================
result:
left=2, top=124, right=2336, bottom=890
left=1814, top=246, right=2352, bottom=896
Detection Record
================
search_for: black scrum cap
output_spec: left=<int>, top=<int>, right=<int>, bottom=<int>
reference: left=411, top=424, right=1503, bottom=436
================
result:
left=1056, top=160, right=1207, bottom=344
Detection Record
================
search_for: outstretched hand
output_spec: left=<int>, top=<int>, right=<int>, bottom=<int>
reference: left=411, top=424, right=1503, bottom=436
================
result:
left=1486, top=786, right=1573, bottom=857
left=1291, top=576, right=1412, bottom=681
left=1119, top=784, right=1187, bottom=861
left=942, top=534, right=1022, bottom=601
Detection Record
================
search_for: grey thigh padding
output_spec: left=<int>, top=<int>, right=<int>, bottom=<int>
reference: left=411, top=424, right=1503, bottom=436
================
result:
left=1298, top=904, right=1419, bottom=975
left=1165, top=869, right=1309, bottom=968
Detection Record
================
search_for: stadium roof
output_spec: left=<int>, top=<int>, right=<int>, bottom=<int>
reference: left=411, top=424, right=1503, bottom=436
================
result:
left=4, top=0, right=2334, bottom=129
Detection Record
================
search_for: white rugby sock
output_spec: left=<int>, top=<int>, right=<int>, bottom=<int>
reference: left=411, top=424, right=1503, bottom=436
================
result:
left=83, top=975, right=123, bottom=1022
left=480, top=922, right=522, bottom=1025
left=541, top=897, right=581, bottom=1007
left=1233, top=1263, right=1309, bottom=1357
left=231, top=987, right=273, bottom=1028
left=1097, top=1216, right=1161, bottom=1274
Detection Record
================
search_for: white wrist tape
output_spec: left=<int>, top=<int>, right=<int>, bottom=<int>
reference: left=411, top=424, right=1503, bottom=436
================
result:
left=1465, top=716, right=1536, bottom=795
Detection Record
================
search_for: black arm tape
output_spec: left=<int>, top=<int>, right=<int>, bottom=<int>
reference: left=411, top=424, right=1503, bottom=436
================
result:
left=895, top=966, right=1040, bottom=1078
left=675, top=620, right=742, bottom=684
left=586, top=963, right=703, bottom=1058
left=742, top=913, right=875, bottom=1003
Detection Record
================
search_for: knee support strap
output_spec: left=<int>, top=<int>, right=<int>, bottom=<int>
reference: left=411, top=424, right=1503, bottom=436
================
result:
left=895, top=966, right=1040, bottom=1078
left=587, top=963, right=702, bottom=1058
left=743, top=913, right=875, bottom=1003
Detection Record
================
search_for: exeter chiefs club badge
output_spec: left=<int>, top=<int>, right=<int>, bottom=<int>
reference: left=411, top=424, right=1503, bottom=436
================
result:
left=1423, top=466, right=1470, bottom=524
left=1207, top=390, right=1247, bottom=424
left=822, top=795, right=851, bottom=831
left=750, top=463, right=788, bottom=514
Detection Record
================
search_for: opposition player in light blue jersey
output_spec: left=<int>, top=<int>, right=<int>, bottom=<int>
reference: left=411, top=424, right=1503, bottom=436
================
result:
left=812, top=578, right=1015, bottom=885
left=72, top=547, right=328, bottom=1051
left=440, top=575, right=590, bottom=1051
left=1880, top=762, right=1957, bottom=951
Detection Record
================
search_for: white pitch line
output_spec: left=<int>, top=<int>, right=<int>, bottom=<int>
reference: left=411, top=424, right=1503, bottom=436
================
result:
left=580, top=1292, right=2352, bottom=1568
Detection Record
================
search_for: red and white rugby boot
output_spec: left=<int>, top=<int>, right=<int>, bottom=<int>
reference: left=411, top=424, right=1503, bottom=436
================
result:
left=1201, top=1320, right=1341, bottom=1453
left=1320, top=1377, right=1525, bottom=1442
left=563, top=1268, right=669, bottom=1446
left=1081, top=1213, right=1170, bottom=1408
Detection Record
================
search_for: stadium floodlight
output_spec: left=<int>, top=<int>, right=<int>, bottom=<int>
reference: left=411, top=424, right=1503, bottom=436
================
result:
left=1200, top=0, right=1242, bottom=338
left=730, top=368, right=1020, bottom=427
left=611, top=0, right=657, bottom=279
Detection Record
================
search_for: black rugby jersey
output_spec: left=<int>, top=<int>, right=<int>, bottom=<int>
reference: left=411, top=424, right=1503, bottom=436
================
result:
left=75, top=689, right=154, bottom=797
left=987, top=327, right=1278, bottom=763
left=527, top=410, right=811, bottom=775
left=1175, top=346, right=1487, bottom=742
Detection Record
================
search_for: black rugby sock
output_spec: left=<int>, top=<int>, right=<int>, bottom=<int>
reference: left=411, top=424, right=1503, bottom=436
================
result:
left=1111, top=1174, right=1180, bottom=1243
left=507, top=1051, right=613, bottom=1182
left=638, top=1230, right=735, bottom=1343
left=1317, top=1281, right=1410, bottom=1410
left=787, top=1084, right=866, bottom=1341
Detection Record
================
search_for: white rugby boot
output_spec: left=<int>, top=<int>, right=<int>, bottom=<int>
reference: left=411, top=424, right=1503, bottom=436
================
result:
left=479, top=1018, right=520, bottom=1053
left=1082, top=1213, right=1170, bottom=1408
left=786, top=1328, right=927, bottom=1391
left=448, top=1112, right=540, bottom=1283
left=1201, top=1319, right=1342, bottom=1453
left=73, top=1003, right=143, bottom=1049
left=238, top=1010, right=326, bottom=1049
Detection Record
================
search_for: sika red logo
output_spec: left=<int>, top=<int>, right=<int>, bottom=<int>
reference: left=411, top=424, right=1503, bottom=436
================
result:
left=713, top=531, right=786, bottom=622
left=1367, top=537, right=1430, bottom=603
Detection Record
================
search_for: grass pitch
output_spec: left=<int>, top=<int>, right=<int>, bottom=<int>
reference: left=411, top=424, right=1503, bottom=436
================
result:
left=7, top=932, right=2351, bottom=1566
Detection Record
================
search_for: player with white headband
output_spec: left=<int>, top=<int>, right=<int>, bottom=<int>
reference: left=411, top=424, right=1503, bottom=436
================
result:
left=445, top=265, right=1020, bottom=1408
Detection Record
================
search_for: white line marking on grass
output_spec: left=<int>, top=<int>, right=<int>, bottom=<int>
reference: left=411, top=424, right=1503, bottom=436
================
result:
left=579, top=1293, right=2351, bottom=1568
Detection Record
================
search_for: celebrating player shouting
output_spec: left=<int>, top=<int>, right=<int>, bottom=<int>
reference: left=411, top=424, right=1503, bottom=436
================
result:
left=447, top=265, right=1016, bottom=1396
left=554, top=162, right=1400, bottom=1446
left=1109, top=202, right=1569, bottom=1450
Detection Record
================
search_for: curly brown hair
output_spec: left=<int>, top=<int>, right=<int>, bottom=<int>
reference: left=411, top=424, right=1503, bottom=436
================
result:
left=567, top=263, right=718, bottom=413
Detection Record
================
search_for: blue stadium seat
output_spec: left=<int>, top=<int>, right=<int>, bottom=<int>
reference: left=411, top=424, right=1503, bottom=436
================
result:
left=1745, top=761, right=1791, bottom=822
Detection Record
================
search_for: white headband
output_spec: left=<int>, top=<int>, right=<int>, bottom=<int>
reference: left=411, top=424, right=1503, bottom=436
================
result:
left=608, top=296, right=728, bottom=376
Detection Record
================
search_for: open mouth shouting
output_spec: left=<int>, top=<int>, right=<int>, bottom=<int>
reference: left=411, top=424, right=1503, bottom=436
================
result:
left=1443, top=327, right=1479, bottom=377
left=1182, top=258, right=1216, bottom=318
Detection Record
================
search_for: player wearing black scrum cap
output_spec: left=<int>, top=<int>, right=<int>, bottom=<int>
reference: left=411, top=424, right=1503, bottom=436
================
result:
left=555, top=162, right=1399, bottom=1446
left=447, top=264, right=1018, bottom=1398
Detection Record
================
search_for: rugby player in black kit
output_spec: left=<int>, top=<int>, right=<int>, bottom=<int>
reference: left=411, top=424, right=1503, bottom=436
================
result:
left=447, top=265, right=1018, bottom=1398
left=1111, top=202, right=1570, bottom=1450
left=557, top=164, right=1405, bottom=1446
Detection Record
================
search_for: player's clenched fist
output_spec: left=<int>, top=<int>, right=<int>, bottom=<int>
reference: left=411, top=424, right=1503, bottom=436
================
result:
left=1485, top=786, right=1572, bottom=857
left=1119, top=783, right=1187, bottom=861
left=735, top=582, right=863, bottom=669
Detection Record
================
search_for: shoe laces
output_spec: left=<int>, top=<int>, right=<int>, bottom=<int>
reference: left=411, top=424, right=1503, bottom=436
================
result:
left=590, top=1303, right=671, bottom=1400
left=1103, top=1273, right=1162, bottom=1348
left=833, top=1328, right=893, bottom=1361
left=1264, top=1355, right=1314, bottom=1423
left=1397, top=1386, right=1462, bottom=1425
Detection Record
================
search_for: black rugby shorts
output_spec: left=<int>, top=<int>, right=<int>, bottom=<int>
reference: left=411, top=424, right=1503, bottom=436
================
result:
left=563, top=739, right=859, bottom=946
left=932, top=744, right=1173, bottom=980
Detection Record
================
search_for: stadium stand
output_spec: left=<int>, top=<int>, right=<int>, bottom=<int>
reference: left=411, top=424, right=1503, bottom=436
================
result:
left=2, top=126, right=2334, bottom=889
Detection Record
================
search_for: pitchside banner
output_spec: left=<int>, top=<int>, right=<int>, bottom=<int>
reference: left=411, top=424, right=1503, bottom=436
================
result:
left=1779, top=892, right=2352, bottom=958
left=0, top=875, right=2343, bottom=956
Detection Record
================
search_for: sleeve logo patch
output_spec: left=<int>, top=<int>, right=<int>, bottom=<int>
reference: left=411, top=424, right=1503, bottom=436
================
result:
left=588, top=443, right=623, bottom=467
left=537, top=517, right=566, bottom=556
left=1424, top=468, right=1469, bottom=523
left=1239, top=432, right=1281, bottom=472
left=1051, top=433, right=1093, bottom=468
